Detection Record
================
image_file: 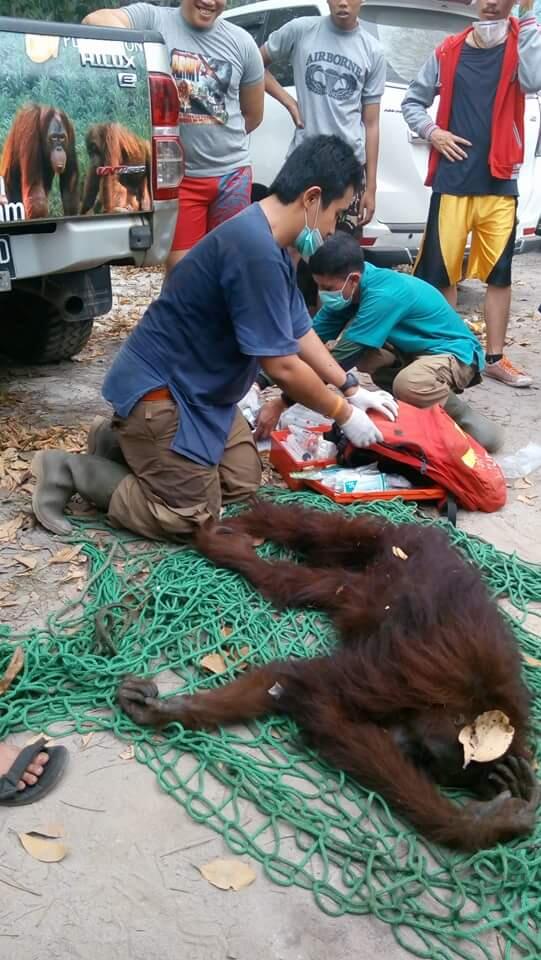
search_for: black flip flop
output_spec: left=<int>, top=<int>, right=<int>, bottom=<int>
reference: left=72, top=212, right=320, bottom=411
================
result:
left=0, top=737, right=69, bottom=807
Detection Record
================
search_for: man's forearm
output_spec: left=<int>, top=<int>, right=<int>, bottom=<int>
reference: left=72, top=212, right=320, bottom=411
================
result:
left=264, top=69, right=295, bottom=109
left=260, top=354, right=351, bottom=423
left=364, top=120, right=379, bottom=192
left=297, top=329, right=351, bottom=390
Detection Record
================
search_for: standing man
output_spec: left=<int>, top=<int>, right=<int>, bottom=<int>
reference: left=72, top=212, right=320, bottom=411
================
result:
left=31, top=137, right=396, bottom=542
left=402, top=0, right=541, bottom=388
left=260, top=0, right=385, bottom=233
left=84, top=0, right=265, bottom=272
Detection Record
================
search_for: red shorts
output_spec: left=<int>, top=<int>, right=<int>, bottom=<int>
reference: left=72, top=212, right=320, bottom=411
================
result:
left=172, top=165, right=252, bottom=252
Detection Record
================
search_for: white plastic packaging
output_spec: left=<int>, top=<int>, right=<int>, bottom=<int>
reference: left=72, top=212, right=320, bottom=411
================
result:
left=495, top=443, right=541, bottom=480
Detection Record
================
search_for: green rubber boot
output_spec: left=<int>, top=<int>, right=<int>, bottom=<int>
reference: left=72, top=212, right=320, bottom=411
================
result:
left=443, top=394, right=504, bottom=454
left=32, top=451, right=130, bottom=535
left=87, top=416, right=126, bottom=465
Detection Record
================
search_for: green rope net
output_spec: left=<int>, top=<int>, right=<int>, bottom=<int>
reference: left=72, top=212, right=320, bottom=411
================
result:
left=2, top=489, right=541, bottom=959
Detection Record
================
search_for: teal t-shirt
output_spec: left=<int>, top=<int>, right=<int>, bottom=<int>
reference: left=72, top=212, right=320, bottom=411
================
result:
left=313, top=262, right=485, bottom=370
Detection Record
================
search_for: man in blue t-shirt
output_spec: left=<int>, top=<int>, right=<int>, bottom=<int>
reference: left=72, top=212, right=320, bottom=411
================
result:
left=31, top=136, right=399, bottom=541
left=255, top=233, right=502, bottom=452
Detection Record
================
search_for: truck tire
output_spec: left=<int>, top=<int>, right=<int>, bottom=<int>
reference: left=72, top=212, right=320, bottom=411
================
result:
left=0, top=290, right=94, bottom=364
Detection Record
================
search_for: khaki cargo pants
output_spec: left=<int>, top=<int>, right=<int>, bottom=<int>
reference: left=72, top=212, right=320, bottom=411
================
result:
left=107, top=397, right=262, bottom=540
left=333, top=339, right=476, bottom=407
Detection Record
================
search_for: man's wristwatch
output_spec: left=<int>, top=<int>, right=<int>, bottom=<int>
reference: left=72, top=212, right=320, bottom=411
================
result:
left=338, top=372, right=359, bottom=394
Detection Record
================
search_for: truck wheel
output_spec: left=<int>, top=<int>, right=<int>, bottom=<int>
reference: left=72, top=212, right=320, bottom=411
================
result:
left=0, top=290, right=94, bottom=364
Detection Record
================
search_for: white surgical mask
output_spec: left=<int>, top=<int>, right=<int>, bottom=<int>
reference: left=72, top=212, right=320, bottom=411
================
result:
left=473, top=19, right=509, bottom=47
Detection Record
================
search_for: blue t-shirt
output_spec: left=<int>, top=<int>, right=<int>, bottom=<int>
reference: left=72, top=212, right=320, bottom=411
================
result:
left=433, top=44, right=518, bottom=197
left=103, top=204, right=311, bottom=465
left=313, top=262, right=485, bottom=369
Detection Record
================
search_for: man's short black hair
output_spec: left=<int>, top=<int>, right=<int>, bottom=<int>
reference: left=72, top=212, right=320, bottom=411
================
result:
left=309, top=233, right=365, bottom=278
left=269, top=135, right=363, bottom=208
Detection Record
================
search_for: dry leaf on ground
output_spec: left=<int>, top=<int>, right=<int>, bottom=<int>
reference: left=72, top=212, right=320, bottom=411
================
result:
left=80, top=733, right=94, bottom=750
left=119, top=744, right=135, bottom=761
left=0, top=515, right=25, bottom=543
left=199, top=858, right=256, bottom=891
left=522, top=653, right=541, bottom=668
left=18, top=831, right=66, bottom=863
left=49, top=545, right=84, bottom=565
left=0, top=646, right=24, bottom=695
left=200, top=653, right=227, bottom=675
left=13, top=554, right=38, bottom=571
left=220, top=625, right=233, bottom=638
left=513, top=477, right=533, bottom=489
left=392, top=546, right=408, bottom=560
left=24, top=732, right=55, bottom=747
left=226, top=645, right=251, bottom=671
left=458, top=710, right=514, bottom=768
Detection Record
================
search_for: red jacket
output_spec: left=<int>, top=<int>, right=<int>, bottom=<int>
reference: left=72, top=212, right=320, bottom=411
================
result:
left=426, top=18, right=524, bottom=187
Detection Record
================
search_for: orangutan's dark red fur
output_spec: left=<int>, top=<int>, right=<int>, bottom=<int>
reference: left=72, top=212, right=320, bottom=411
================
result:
left=81, top=123, right=151, bottom=214
left=0, top=104, right=78, bottom=218
left=118, top=502, right=539, bottom=851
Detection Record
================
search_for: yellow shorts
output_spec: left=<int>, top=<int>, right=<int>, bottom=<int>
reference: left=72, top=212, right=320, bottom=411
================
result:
left=414, top=194, right=517, bottom=288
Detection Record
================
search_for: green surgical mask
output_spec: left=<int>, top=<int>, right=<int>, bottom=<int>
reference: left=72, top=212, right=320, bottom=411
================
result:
left=295, top=198, right=323, bottom=262
left=318, top=274, right=354, bottom=311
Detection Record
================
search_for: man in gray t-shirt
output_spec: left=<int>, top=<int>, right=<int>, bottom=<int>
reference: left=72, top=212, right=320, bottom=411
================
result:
left=84, top=0, right=264, bottom=270
left=262, top=0, right=385, bottom=231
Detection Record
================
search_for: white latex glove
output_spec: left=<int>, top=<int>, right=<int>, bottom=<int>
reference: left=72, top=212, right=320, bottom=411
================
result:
left=238, top=384, right=261, bottom=427
left=347, top=386, right=398, bottom=421
left=340, top=406, right=383, bottom=448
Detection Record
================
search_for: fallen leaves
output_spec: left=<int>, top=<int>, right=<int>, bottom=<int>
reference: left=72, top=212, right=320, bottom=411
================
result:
left=199, top=644, right=251, bottom=676
left=516, top=495, right=538, bottom=506
left=199, top=858, right=256, bottom=891
left=13, top=553, right=38, bottom=571
left=392, top=546, right=408, bottom=560
left=0, top=419, right=88, bottom=456
left=522, top=653, right=541, bottom=668
left=513, top=477, right=533, bottom=489
left=49, top=545, right=84, bottom=565
left=24, top=732, right=55, bottom=747
left=0, top=646, right=24, bottom=694
left=458, top=710, right=515, bottom=768
left=18, top=826, right=66, bottom=863
left=0, top=448, right=32, bottom=493
left=118, top=744, right=135, bottom=761
left=200, top=653, right=227, bottom=675
left=0, top=514, right=26, bottom=543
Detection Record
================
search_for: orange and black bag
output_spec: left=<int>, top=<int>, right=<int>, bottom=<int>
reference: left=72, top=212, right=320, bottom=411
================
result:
left=331, top=400, right=506, bottom=514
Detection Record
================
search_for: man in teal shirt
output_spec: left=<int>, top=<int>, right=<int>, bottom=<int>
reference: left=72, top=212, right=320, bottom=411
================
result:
left=256, top=233, right=502, bottom=451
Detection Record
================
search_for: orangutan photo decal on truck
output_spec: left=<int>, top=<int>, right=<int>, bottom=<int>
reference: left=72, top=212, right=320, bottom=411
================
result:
left=0, top=31, right=153, bottom=223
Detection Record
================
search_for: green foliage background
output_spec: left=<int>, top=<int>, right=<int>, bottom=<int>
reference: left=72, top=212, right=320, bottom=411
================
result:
left=0, top=1, right=119, bottom=21
left=0, top=26, right=152, bottom=216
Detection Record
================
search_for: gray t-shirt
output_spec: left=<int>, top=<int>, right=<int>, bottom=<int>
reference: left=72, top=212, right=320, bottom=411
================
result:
left=265, top=16, right=385, bottom=164
left=125, top=4, right=264, bottom=177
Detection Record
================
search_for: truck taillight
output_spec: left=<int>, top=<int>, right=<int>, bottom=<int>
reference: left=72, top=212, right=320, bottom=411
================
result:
left=152, top=137, right=184, bottom=200
left=149, top=72, right=179, bottom=126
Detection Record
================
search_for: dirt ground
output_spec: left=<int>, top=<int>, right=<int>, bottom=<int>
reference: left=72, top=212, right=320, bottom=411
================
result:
left=0, top=249, right=540, bottom=960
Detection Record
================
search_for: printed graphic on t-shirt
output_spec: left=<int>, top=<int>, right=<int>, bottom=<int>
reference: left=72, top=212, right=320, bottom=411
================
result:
left=171, top=49, right=232, bottom=125
left=305, top=50, right=362, bottom=101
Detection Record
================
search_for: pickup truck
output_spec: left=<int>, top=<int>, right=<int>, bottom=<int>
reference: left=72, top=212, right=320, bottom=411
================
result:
left=0, top=15, right=183, bottom=363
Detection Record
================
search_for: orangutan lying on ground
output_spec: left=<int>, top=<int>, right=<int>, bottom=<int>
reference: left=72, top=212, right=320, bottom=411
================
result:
left=118, top=502, right=539, bottom=851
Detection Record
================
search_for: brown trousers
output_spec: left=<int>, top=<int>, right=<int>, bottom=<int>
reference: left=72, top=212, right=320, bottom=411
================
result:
left=108, top=398, right=261, bottom=540
left=339, top=343, right=476, bottom=408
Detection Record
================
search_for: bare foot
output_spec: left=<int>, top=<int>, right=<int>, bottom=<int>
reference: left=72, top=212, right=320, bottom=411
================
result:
left=0, top=742, right=49, bottom=791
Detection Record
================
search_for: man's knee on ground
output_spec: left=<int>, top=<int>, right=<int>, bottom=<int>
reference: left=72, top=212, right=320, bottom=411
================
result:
left=392, top=367, right=449, bottom=409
